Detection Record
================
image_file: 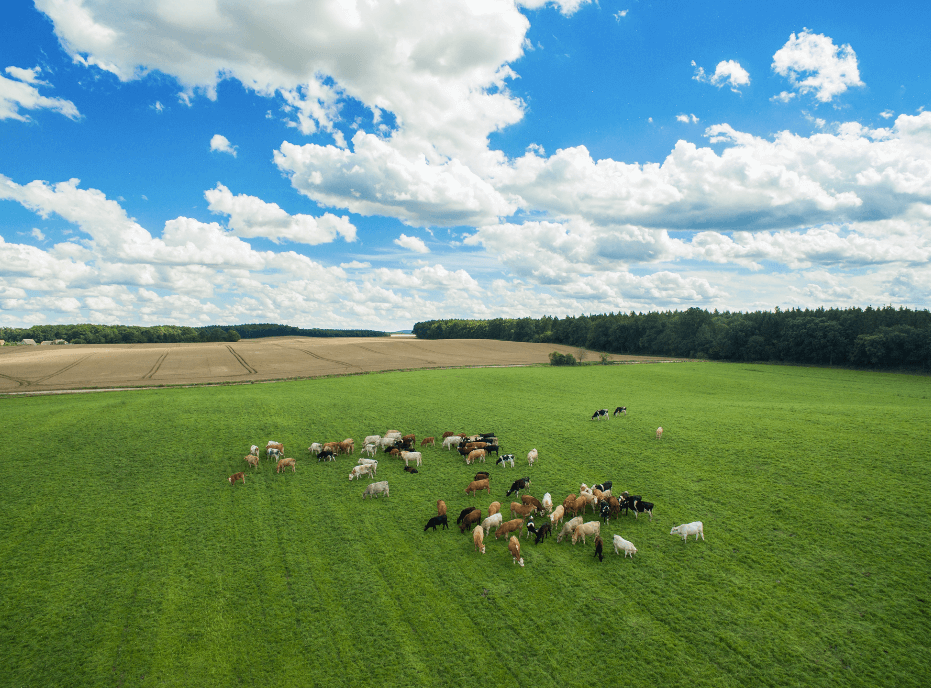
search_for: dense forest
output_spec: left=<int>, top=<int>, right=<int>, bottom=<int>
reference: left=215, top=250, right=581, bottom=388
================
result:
left=0, top=323, right=387, bottom=345
left=413, top=307, right=931, bottom=371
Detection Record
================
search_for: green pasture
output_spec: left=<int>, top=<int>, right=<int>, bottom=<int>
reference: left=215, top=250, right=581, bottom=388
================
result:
left=1, top=362, right=929, bottom=687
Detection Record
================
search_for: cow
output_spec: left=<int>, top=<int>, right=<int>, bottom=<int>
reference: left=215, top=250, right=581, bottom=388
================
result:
left=496, top=454, right=515, bottom=468
left=362, top=481, right=389, bottom=499
left=670, top=521, right=704, bottom=543
left=613, top=406, right=627, bottom=416
left=591, top=409, right=608, bottom=420
left=228, top=471, right=245, bottom=486
left=266, top=447, right=282, bottom=461
left=506, top=477, right=530, bottom=497
left=276, top=458, right=296, bottom=473
left=424, top=515, right=448, bottom=531
left=317, top=449, right=336, bottom=462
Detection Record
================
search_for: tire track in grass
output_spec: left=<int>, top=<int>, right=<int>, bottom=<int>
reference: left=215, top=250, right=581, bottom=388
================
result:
left=225, top=345, right=257, bottom=374
left=292, top=346, right=364, bottom=373
left=141, top=350, right=170, bottom=380
left=32, top=354, right=95, bottom=385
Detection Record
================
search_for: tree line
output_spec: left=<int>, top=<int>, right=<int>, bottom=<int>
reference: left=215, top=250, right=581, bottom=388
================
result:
left=413, top=306, right=931, bottom=371
left=0, top=323, right=387, bottom=345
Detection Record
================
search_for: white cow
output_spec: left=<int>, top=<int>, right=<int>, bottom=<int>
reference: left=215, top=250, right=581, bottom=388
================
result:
left=527, top=448, right=538, bottom=468
left=362, top=443, right=378, bottom=457
left=249, top=445, right=259, bottom=457
left=400, top=451, right=422, bottom=467
left=442, top=435, right=461, bottom=450
left=613, top=534, right=637, bottom=558
left=308, top=443, right=323, bottom=456
left=349, top=464, right=375, bottom=481
left=481, top=513, right=503, bottom=535
left=362, top=481, right=389, bottom=499
left=542, top=492, right=553, bottom=514
left=363, top=435, right=381, bottom=448
left=670, top=521, right=704, bottom=543
left=377, top=437, right=398, bottom=449
left=556, top=516, right=583, bottom=543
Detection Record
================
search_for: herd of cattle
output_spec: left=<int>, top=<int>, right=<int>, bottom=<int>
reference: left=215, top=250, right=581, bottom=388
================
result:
left=227, top=421, right=703, bottom=567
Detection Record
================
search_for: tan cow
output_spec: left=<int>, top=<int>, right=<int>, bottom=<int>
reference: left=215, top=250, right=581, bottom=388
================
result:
left=276, top=458, right=296, bottom=473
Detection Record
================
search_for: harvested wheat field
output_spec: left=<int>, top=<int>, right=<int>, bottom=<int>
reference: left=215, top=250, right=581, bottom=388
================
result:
left=0, top=337, right=683, bottom=393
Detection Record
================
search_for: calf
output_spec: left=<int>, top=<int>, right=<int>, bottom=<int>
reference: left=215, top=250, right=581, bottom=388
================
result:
left=593, top=536, right=604, bottom=562
left=521, top=495, right=543, bottom=512
left=403, top=465, right=419, bottom=474
left=266, top=447, right=282, bottom=461
left=420, top=437, right=435, bottom=448
left=308, top=442, right=323, bottom=456
left=549, top=504, right=565, bottom=528
left=482, top=444, right=500, bottom=457
left=526, top=448, right=537, bottom=468
left=599, top=500, right=611, bottom=523
left=442, top=435, right=461, bottom=450
left=510, top=501, right=536, bottom=519
left=670, top=521, right=704, bottom=543
left=349, top=464, right=374, bottom=481
left=267, top=442, right=284, bottom=455
left=556, top=516, right=583, bottom=543
left=656, top=426, right=663, bottom=440
left=400, top=451, right=422, bottom=467
left=244, top=455, right=260, bottom=470
left=362, top=443, right=378, bottom=457
left=591, top=409, right=608, bottom=420
left=594, top=481, right=612, bottom=493
left=424, top=515, right=448, bottom=531
left=459, top=509, right=482, bottom=534
left=496, top=454, right=515, bottom=468
left=613, top=406, right=627, bottom=416
left=316, top=449, right=335, bottom=462
left=506, top=477, right=530, bottom=497
left=228, top=471, right=245, bottom=486
left=276, top=458, right=296, bottom=473
left=613, top=534, right=637, bottom=557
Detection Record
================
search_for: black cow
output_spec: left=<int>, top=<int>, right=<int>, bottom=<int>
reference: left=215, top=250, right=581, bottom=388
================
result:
left=533, top=522, right=552, bottom=545
left=506, top=477, right=530, bottom=497
left=483, top=444, right=500, bottom=457
left=613, top=406, right=627, bottom=416
left=593, top=536, right=604, bottom=562
left=456, top=506, right=477, bottom=525
left=424, top=515, right=448, bottom=531
left=591, top=409, right=608, bottom=420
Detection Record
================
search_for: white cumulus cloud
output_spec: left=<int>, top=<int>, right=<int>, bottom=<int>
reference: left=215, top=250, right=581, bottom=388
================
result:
left=209, top=134, right=237, bottom=156
left=772, top=29, right=864, bottom=103
left=394, top=234, right=430, bottom=253
left=1, top=66, right=80, bottom=121
left=692, top=60, right=750, bottom=92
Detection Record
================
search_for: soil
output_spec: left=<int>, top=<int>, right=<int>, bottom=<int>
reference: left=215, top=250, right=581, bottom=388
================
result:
left=0, top=337, right=685, bottom=394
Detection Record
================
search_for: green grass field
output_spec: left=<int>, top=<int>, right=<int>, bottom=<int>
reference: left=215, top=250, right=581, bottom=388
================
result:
left=1, top=362, right=929, bottom=687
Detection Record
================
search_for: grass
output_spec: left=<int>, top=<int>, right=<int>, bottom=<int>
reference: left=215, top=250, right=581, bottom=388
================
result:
left=0, top=362, right=929, bottom=687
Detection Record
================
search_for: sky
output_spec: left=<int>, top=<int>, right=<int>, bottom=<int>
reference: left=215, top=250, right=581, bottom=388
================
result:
left=1, top=0, right=930, bottom=331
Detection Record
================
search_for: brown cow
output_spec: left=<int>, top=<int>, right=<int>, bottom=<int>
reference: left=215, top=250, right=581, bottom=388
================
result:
left=420, top=437, right=435, bottom=447
left=437, top=499, right=447, bottom=517
left=276, top=458, right=296, bottom=473
left=243, top=455, right=260, bottom=470
left=441, top=431, right=456, bottom=439
left=494, top=518, right=524, bottom=539
left=467, top=449, right=486, bottom=465
left=487, top=501, right=501, bottom=516
left=465, top=478, right=490, bottom=496
left=228, top=472, right=245, bottom=485
left=521, top=495, right=543, bottom=511
left=510, top=501, right=536, bottom=518
left=459, top=509, right=482, bottom=534
left=338, top=439, right=355, bottom=455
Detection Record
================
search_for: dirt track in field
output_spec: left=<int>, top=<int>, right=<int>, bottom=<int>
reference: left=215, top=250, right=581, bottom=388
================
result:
left=0, top=337, right=686, bottom=394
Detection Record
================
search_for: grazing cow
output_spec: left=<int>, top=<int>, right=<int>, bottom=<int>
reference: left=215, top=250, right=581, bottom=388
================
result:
left=556, top=516, right=583, bottom=543
left=521, top=495, right=543, bottom=513
left=467, top=449, right=486, bottom=465
left=591, top=409, right=608, bottom=420
left=572, top=521, right=601, bottom=545
left=496, top=454, right=515, bottom=468
left=670, top=521, right=704, bottom=543
left=317, top=449, right=336, bottom=462
left=357, top=458, right=377, bottom=467
left=487, top=501, right=501, bottom=516
left=509, top=535, right=524, bottom=567
left=527, top=448, right=537, bottom=468
left=349, top=464, right=373, bottom=481
left=378, top=437, right=399, bottom=449
left=482, top=513, right=503, bottom=535
left=594, top=481, right=612, bottom=493
left=495, top=518, right=524, bottom=540
left=465, top=478, right=491, bottom=496
left=506, top=477, right=530, bottom=497
left=549, top=505, right=565, bottom=528
left=510, top=501, right=536, bottom=519
left=563, top=494, right=577, bottom=510
left=276, top=458, right=296, bottom=473
left=363, top=435, right=381, bottom=448
left=424, top=515, right=448, bottom=531
left=542, top=493, right=553, bottom=514
left=267, top=442, right=284, bottom=456
left=401, top=451, right=423, bottom=467
left=473, top=523, right=486, bottom=553
left=324, top=441, right=341, bottom=455
left=244, top=455, right=260, bottom=470
left=613, top=406, right=627, bottom=416
left=249, top=445, right=259, bottom=457
left=459, top=509, right=482, bottom=534
left=437, top=500, right=447, bottom=517
left=613, top=534, right=637, bottom=557
left=619, top=493, right=642, bottom=516
left=533, top=522, right=552, bottom=545
left=656, top=426, right=663, bottom=440
left=593, top=536, right=604, bottom=562
left=362, top=481, right=389, bottom=499
left=457, top=506, right=477, bottom=525
left=338, top=439, right=354, bottom=455
left=266, top=447, right=282, bottom=461
left=362, top=443, right=378, bottom=457
left=442, top=435, right=461, bottom=450
left=608, top=496, right=621, bottom=518
left=228, top=471, right=245, bottom=485
left=308, top=443, right=323, bottom=456
left=420, top=437, right=435, bottom=448
left=632, top=500, right=654, bottom=521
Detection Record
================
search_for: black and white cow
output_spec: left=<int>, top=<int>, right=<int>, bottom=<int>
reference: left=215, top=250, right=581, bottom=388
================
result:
left=613, top=406, right=627, bottom=416
left=506, top=477, right=531, bottom=497
left=631, top=500, right=654, bottom=521
left=591, top=409, right=609, bottom=420
left=496, top=454, right=515, bottom=468
left=594, top=481, right=612, bottom=493
left=599, top=500, right=612, bottom=523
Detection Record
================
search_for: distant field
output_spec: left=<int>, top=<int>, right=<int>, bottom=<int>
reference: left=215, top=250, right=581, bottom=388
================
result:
left=1, top=363, right=929, bottom=687
left=0, top=337, right=678, bottom=393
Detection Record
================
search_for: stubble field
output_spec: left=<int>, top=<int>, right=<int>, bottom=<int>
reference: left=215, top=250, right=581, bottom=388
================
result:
left=0, top=337, right=672, bottom=394
left=0, top=344, right=929, bottom=688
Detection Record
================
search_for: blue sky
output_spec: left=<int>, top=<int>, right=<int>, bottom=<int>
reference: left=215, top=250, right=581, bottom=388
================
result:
left=2, top=0, right=930, bottom=330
